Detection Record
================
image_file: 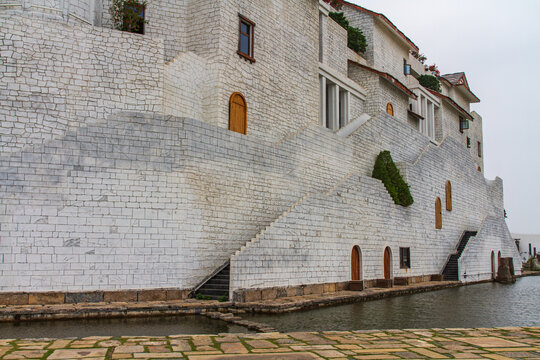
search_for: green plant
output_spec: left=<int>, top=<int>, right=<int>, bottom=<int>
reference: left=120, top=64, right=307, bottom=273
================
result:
left=418, top=74, right=441, bottom=93
left=110, top=0, right=148, bottom=34
left=329, top=12, right=367, bottom=53
left=372, top=151, right=414, bottom=207
left=195, top=293, right=212, bottom=300
left=217, top=295, right=228, bottom=302
left=323, top=0, right=343, bottom=10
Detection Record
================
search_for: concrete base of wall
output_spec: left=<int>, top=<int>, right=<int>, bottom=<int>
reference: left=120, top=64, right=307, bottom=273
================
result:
left=0, top=289, right=191, bottom=306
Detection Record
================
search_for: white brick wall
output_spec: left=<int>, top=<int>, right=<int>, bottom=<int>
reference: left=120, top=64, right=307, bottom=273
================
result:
left=0, top=14, right=164, bottom=153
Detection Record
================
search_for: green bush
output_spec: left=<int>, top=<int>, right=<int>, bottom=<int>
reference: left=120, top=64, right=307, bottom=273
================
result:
left=372, top=151, right=414, bottom=207
left=196, top=293, right=212, bottom=300
left=217, top=295, right=228, bottom=302
left=329, top=12, right=367, bottom=53
left=418, top=74, right=441, bottom=92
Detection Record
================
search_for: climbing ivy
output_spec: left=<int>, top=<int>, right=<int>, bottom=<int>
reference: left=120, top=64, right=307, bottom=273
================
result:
left=372, top=151, right=414, bottom=207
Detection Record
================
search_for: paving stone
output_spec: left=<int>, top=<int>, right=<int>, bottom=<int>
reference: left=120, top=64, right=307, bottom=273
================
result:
left=3, top=350, right=48, bottom=359
left=454, top=337, right=526, bottom=348
left=114, top=345, right=145, bottom=353
left=48, top=348, right=108, bottom=359
left=245, top=340, right=278, bottom=349
left=314, top=349, right=346, bottom=358
left=220, top=342, right=248, bottom=354
left=187, top=353, right=322, bottom=360
left=408, top=347, right=449, bottom=359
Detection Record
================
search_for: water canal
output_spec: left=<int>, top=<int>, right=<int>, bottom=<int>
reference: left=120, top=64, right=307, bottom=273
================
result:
left=0, top=276, right=538, bottom=338
left=245, top=276, right=540, bottom=332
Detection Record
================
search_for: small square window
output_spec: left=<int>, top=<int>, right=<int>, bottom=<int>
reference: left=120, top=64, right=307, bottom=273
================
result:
left=399, top=247, right=410, bottom=269
left=238, top=14, right=255, bottom=63
left=459, top=117, right=469, bottom=133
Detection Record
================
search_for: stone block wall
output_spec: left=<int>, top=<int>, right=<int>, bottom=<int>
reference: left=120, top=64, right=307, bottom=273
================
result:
left=230, top=116, right=515, bottom=293
left=459, top=216, right=521, bottom=283
left=0, top=14, right=164, bottom=153
left=325, top=15, right=349, bottom=77
left=163, top=52, right=208, bottom=121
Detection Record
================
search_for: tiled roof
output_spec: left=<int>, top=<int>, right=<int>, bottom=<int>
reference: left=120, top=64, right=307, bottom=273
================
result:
left=341, top=1, right=419, bottom=52
left=426, top=88, right=473, bottom=120
left=349, top=60, right=417, bottom=100
left=440, top=72, right=480, bottom=102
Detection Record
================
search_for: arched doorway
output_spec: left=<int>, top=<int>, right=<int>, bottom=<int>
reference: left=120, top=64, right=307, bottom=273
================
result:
left=491, top=251, right=496, bottom=280
left=384, top=247, right=392, bottom=280
left=229, top=92, right=247, bottom=135
left=386, top=102, right=394, bottom=116
left=435, top=197, right=442, bottom=229
left=351, top=246, right=362, bottom=281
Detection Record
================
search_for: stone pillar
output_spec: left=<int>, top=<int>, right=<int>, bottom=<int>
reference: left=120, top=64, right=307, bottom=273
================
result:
left=496, top=257, right=516, bottom=284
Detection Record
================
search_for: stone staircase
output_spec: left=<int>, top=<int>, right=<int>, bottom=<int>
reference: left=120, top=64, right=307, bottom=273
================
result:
left=191, top=193, right=311, bottom=300
left=193, top=263, right=230, bottom=300
left=232, top=193, right=311, bottom=258
left=442, top=231, right=477, bottom=281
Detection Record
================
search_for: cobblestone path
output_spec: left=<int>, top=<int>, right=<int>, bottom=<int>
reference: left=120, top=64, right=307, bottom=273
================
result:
left=0, top=327, right=538, bottom=359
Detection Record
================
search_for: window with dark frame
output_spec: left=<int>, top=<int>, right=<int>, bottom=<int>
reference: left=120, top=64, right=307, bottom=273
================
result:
left=399, top=247, right=410, bottom=269
left=123, top=2, right=146, bottom=34
left=238, top=14, right=255, bottom=63
left=477, top=141, right=482, bottom=157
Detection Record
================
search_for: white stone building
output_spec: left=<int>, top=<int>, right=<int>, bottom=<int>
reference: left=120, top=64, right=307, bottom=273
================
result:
left=0, top=0, right=520, bottom=303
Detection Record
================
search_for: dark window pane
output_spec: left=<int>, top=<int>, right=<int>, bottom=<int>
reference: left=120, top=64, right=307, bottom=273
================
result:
left=240, top=22, right=249, bottom=34
left=240, top=34, right=249, bottom=55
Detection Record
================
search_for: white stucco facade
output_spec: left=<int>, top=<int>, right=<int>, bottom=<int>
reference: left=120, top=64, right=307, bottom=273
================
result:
left=0, top=0, right=519, bottom=298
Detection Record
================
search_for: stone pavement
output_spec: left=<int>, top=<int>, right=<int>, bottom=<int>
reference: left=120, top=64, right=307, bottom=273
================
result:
left=1, top=327, right=538, bottom=359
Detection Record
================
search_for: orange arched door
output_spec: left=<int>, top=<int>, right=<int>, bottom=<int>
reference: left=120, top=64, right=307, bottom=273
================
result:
left=435, top=197, right=442, bottom=229
left=446, top=181, right=452, bottom=211
left=351, top=246, right=362, bottom=281
left=384, top=247, right=392, bottom=280
left=229, top=92, right=247, bottom=135
left=386, top=102, right=394, bottom=116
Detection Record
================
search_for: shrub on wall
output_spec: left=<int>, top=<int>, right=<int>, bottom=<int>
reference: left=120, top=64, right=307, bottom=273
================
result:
left=110, top=0, right=148, bottom=34
left=418, top=74, right=441, bottom=93
left=372, top=151, right=414, bottom=207
left=329, top=12, right=367, bottom=54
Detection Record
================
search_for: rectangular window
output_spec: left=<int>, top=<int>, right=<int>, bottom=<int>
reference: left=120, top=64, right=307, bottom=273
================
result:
left=478, top=141, right=482, bottom=157
left=123, top=2, right=145, bottom=34
left=238, top=14, right=255, bottom=63
left=467, top=136, right=471, bottom=148
left=399, top=247, right=410, bottom=269
left=459, top=117, right=469, bottom=133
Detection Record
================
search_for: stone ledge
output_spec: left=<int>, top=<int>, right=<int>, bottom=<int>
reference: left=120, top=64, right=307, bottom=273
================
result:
left=0, top=288, right=191, bottom=306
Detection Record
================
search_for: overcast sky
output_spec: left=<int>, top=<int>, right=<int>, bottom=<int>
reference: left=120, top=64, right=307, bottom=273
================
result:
left=347, top=0, right=540, bottom=234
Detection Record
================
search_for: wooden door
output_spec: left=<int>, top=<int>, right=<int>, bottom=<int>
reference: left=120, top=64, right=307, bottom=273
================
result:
left=229, top=92, right=247, bottom=135
left=435, top=197, right=442, bottom=229
left=384, top=247, right=391, bottom=280
left=386, top=102, right=394, bottom=116
left=445, top=181, right=452, bottom=211
left=351, top=246, right=360, bottom=281
left=491, top=251, right=495, bottom=279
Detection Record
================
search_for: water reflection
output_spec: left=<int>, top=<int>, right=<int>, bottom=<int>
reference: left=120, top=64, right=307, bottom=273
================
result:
left=244, top=276, right=540, bottom=332
left=0, top=315, right=250, bottom=339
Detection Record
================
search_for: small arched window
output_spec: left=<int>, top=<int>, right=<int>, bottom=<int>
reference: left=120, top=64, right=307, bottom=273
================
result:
left=435, top=197, right=442, bottom=229
left=386, top=102, right=394, bottom=116
left=229, top=92, right=247, bottom=135
left=478, top=166, right=481, bottom=172
left=445, top=181, right=452, bottom=211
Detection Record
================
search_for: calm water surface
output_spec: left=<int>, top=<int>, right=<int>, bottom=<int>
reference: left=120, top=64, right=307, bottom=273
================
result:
left=1, top=277, right=538, bottom=338
left=244, top=276, right=540, bottom=332
left=0, top=315, right=250, bottom=339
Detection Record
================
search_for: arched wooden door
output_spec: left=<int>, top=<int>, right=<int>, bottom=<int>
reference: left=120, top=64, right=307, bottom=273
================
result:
left=229, top=92, right=247, bottom=135
left=445, top=181, right=452, bottom=211
left=435, top=197, right=442, bottom=229
left=386, top=102, right=394, bottom=116
left=384, top=247, right=392, bottom=280
left=351, top=246, right=362, bottom=281
left=491, top=251, right=496, bottom=279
